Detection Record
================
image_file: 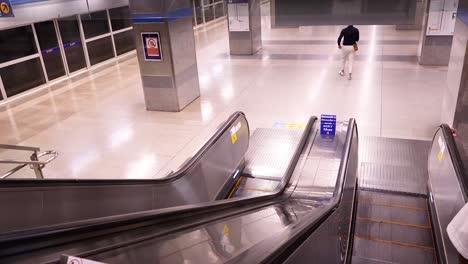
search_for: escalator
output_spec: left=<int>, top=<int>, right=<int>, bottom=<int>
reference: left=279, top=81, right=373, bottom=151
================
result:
left=0, top=112, right=252, bottom=234
left=1, top=118, right=467, bottom=264
left=0, top=116, right=357, bottom=263
left=350, top=127, right=468, bottom=264
left=352, top=137, right=437, bottom=263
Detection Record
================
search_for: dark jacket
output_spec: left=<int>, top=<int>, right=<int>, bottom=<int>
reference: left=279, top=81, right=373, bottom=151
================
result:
left=338, top=26, right=359, bottom=46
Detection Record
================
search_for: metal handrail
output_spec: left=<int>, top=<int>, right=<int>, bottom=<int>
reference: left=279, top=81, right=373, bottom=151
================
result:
left=0, top=144, right=58, bottom=179
left=0, top=144, right=40, bottom=152
left=0, top=151, right=58, bottom=165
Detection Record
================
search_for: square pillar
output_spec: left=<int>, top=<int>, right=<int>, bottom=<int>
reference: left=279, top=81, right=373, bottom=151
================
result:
left=130, top=0, right=200, bottom=112
left=227, top=0, right=262, bottom=55
left=419, top=0, right=458, bottom=66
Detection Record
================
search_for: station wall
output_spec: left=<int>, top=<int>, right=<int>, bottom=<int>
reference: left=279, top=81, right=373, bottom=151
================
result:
left=0, top=0, right=129, bottom=30
left=0, top=1, right=134, bottom=103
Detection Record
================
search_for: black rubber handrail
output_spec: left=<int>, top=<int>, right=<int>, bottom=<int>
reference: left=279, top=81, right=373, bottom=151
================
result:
left=0, top=111, right=249, bottom=187
left=226, top=119, right=357, bottom=264
left=0, top=116, right=317, bottom=258
left=440, top=124, right=468, bottom=201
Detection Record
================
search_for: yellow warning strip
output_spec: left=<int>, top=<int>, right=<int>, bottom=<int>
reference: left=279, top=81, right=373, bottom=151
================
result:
left=426, top=203, right=438, bottom=260
left=354, top=235, right=435, bottom=251
left=359, top=201, right=427, bottom=211
left=238, top=187, right=273, bottom=193
left=357, top=216, right=432, bottom=229
left=227, top=177, right=243, bottom=199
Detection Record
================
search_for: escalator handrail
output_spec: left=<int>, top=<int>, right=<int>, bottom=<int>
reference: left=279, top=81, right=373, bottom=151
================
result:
left=0, top=111, right=249, bottom=187
left=227, top=119, right=358, bottom=264
left=0, top=117, right=317, bottom=249
left=440, top=124, right=468, bottom=202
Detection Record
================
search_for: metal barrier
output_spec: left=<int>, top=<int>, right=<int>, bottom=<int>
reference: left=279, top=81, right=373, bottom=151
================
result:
left=0, top=144, right=58, bottom=179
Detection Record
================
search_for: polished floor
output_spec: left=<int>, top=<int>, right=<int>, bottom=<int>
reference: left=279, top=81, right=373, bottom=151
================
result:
left=0, top=6, right=448, bottom=179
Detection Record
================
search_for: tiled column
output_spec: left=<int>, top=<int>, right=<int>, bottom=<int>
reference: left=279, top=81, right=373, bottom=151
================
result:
left=227, top=0, right=262, bottom=55
left=129, top=0, right=200, bottom=112
left=419, top=0, right=458, bottom=66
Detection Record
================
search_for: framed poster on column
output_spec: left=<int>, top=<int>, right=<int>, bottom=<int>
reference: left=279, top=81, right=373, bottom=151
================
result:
left=141, top=32, right=163, bottom=61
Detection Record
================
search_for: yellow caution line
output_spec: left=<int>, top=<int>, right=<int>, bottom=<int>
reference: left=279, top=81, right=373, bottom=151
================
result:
left=238, top=187, right=274, bottom=193
left=357, top=216, right=431, bottom=229
left=359, top=201, right=427, bottom=211
left=354, top=235, right=435, bottom=251
left=227, top=178, right=243, bottom=199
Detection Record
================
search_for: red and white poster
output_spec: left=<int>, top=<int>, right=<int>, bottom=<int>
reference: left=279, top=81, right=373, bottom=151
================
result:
left=141, top=32, right=163, bottom=61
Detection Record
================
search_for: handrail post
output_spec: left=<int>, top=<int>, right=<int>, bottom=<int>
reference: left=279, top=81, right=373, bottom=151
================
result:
left=30, top=151, right=44, bottom=179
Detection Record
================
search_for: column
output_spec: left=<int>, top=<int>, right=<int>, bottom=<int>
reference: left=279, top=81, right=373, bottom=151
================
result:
left=419, top=0, right=458, bottom=66
left=129, top=0, right=200, bottom=112
left=227, top=0, right=262, bottom=55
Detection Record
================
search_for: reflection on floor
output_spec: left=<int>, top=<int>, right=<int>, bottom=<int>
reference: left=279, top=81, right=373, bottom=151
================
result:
left=0, top=5, right=448, bottom=179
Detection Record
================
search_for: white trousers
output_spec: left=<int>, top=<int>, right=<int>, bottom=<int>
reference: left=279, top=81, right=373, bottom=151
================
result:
left=341, top=46, right=355, bottom=74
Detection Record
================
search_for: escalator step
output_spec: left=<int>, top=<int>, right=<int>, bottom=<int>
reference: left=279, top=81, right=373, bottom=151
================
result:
left=357, top=203, right=430, bottom=228
left=358, top=190, right=427, bottom=209
left=352, top=256, right=393, bottom=264
left=359, top=163, right=428, bottom=195
left=353, top=190, right=436, bottom=263
left=357, top=190, right=430, bottom=227
left=354, top=218, right=434, bottom=248
left=359, top=137, right=430, bottom=195
left=353, top=236, right=436, bottom=264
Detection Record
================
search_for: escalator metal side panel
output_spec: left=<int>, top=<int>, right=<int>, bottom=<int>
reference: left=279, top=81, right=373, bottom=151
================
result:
left=0, top=114, right=250, bottom=235
left=218, top=120, right=358, bottom=264
left=427, top=127, right=467, bottom=264
left=0, top=118, right=320, bottom=264
left=281, top=121, right=359, bottom=264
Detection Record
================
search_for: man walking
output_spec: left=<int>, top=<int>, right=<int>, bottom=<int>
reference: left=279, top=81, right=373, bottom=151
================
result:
left=338, top=25, right=359, bottom=80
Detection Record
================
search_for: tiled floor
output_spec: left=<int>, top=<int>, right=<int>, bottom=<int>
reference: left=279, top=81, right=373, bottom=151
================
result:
left=0, top=5, right=448, bottom=179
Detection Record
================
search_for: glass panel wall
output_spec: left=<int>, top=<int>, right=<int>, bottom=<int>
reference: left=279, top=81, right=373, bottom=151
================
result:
left=214, top=1, right=225, bottom=19
left=34, top=21, right=66, bottom=81
left=0, top=25, right=45, bottom=98
left=58, top=16, right=87, bottom=73
left=0, top=58, right=46, bottom=97
left=81, top=10, right=115, bottom=66
left=87, top=36, right=114, bottom=65
left=109, top=6, right=132, bottom=31
left=0, top=25, right=37, bottom=63
left=114, top=29, right=135, bottom=56
left=0, top=5, right=136, bottom=102
left=193, top=0, right=225, bottom=26
left=109, top=6, right=135, bottom=56
left=80, top=10, right=110, bottom=39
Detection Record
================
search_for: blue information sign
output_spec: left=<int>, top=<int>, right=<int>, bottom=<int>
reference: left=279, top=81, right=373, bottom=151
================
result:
left=41, top=46, right=60, bottom=55
left=0, top=0, right=14, bottom=17
left=63, top=41, right=82, bottom=49
left=320, top=114, right=336, bottom=136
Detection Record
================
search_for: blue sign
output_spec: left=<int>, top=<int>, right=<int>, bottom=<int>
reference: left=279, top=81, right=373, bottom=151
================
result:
left=41, top=46, right=60, bottom=55
left=142, top=32, right=162, bottom=61
left=320, top=114, right=336, bottom=136
left=0, top=0, right=14, bottom=17
left=63, top=41, right=81, bottom=49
